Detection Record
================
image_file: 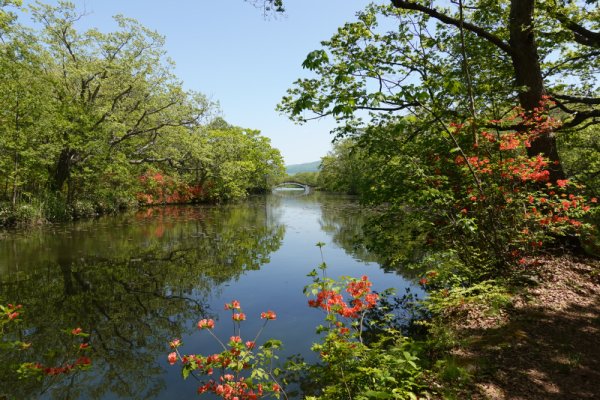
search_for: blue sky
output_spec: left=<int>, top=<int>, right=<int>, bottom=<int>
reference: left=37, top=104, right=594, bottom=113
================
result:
left=20, top=0, right=371, bottom=165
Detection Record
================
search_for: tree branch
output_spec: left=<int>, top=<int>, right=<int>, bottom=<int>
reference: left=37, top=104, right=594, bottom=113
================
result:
left=543, top=50, right=600, bottom=78
left=390, top=0, right=513, bottom=55
left=551, top=93, right=600, bottom=105
left=553, top=13, right=600, bottom=48
left=562, top=109, right=600, bottom=129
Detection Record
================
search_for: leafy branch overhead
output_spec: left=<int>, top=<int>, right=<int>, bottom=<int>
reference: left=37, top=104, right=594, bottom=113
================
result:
left=279, top=0, right=599, bottom=182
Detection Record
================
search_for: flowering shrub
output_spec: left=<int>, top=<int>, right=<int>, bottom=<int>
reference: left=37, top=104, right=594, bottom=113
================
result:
left=291, top=246, right=425, bottom=399
left=168, top=300, right=284, bottom=399
left=411, top=100, right=597, bottom=278
left=1, top=304, right=92, bottom=381
left=137, top=168, right=205, bottom=205
left=18, top=326, right=93, bottom=379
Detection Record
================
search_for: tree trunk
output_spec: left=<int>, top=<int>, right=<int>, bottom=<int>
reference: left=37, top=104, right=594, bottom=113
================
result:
left=52, top=148, right=75, bottom=192
left=12, top=152, right=18, bottom=207
left=508, top=0, right=565, bottom=181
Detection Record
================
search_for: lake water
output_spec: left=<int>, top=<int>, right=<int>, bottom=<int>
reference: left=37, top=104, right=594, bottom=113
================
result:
left=0, top=192, right=414, bottom=399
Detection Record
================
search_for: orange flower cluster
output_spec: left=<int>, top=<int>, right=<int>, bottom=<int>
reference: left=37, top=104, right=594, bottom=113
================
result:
left=196, top=378, right=277, bottom=400
left=169, top=300, right=281, bottom=399
left=308, top=276, right=379, bottom=319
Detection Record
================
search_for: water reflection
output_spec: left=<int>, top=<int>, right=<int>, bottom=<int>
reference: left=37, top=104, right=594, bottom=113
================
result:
left=0, top=195, right=412, bottom=399
left=0, top=201, right=284, bottom=399
left=272, top=187, right=311, bottom=197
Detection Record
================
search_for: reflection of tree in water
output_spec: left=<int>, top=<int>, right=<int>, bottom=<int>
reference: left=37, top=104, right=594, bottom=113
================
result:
left=315, top=194, right=380, bottom=264
left=361, top=208, right=430, bottom=278
left=316, top=194, right=425, bottom=276
left=0, top=203, right=284, bottom=399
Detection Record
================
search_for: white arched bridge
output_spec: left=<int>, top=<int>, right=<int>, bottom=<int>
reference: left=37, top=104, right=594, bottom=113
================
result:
left=272, top=181, right=312, bottom=193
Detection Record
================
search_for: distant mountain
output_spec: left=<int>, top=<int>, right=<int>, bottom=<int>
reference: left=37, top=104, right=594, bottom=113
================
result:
left=286, top=161, right=320, bottom=175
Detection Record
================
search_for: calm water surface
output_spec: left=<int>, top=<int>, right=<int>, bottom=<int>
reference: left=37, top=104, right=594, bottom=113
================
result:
left=0, top=193, right=413, bottom=399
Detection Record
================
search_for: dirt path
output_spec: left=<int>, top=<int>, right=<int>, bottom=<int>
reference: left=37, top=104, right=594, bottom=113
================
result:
left=458, top=256, right=600, bottom=400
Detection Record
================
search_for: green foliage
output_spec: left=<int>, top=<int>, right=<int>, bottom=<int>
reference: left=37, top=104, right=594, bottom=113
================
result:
left=0, top=202, right=44, bottom=226
left=278, top=1, right=599, bottom=272
left=297, top=99, right=597, bottom=280
left=318, top=138, right=372, bottom=195
left=291, top=171, right=320, bottom=187
left=293, top=333, right=425, bottom=400
left=0, top=3, right=283, bottom=225
left=289, top=257, right=429, bottom=399
left=199, top=124, right=285, bottom=199
left=1, top=303, right=92, bottom=398
left=424, top=281, right=512, bottom=320
left=559, top=125, right=600, bottom=199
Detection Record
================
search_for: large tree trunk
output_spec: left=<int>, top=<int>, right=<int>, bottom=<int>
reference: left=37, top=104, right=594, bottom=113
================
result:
left=508, top=0, right=565, bottom=182
left=51, top=148, right=75, bottom=192
left=389, top=0, right=567, bottom=181
left=509, top=0, right=581, bottom=251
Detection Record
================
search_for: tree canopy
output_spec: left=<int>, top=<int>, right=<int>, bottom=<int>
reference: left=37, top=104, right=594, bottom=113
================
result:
left=278, top=1, right=598, bottom=269
left=0, top=1, right=285, bottom=224
left=279, top=0, right=599, bottom=181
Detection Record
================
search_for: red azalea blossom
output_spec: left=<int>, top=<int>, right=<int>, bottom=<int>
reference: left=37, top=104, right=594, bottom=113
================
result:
left=198, top=319, right=215, bottom=329
left=260, top=310, right=277, bottom=320
left=232, top=313, right=246, bottom=321
left=75, top=356, right=92, bottom=366
left=346, top=275, right=372, bottom=298
left=225, top=300, right=241, bottom=310
left=71, top=327, right=83, bottom=335
left=168, top=352, right=177, bottom=365
left=309, top=276, right=379, bottom=320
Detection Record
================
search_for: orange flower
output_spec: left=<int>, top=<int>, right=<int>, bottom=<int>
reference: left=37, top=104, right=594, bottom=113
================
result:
left=260, top=310, right=277, bottom=320
left=197, top=319, right=215, bottom=329
left=168, top=352, right=177, bottom=365
left=232, top=313, right=246, bottom=321
left=225, top=300, right=241, bottom=310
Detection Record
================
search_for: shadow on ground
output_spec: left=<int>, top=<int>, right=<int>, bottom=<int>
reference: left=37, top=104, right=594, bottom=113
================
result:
left=461, top=257, right=600, bottom=400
